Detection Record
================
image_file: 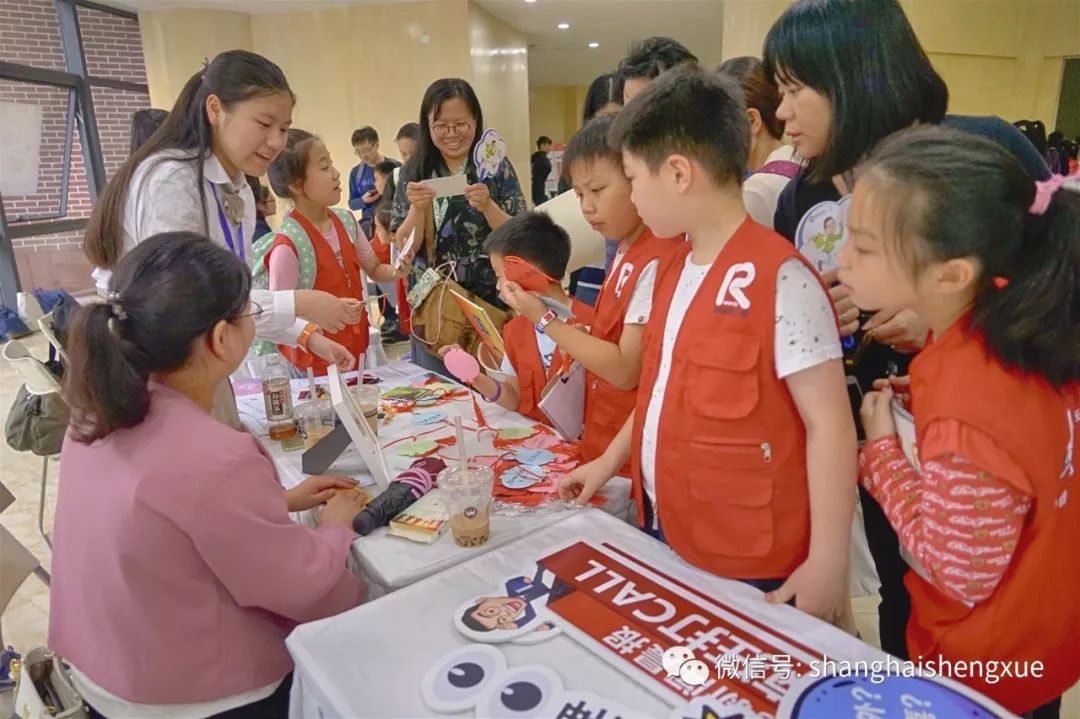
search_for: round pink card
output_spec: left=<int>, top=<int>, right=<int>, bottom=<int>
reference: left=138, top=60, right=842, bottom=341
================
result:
left=444, top=348, right=480, bottom=384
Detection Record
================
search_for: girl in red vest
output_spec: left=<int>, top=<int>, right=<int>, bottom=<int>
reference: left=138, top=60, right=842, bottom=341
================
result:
left=265, top=129, right=410, bottom=375
left=500, top=116, right=679, bottom=467
left=841, top=126, right=1080, bottom=716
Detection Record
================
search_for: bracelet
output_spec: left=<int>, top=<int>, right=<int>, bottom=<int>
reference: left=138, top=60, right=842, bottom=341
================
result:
left=297, top=322, right=321, bottom=348
left=478, top=380, right=502, bottom=404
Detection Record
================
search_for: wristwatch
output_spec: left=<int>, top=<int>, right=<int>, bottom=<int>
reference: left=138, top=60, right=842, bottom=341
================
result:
left=297, top=322, right=322, bottom=348
left=535, top=310, right=558, bottom=335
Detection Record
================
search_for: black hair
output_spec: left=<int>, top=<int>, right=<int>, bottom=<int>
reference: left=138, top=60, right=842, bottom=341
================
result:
left=1014, top=119, right=1048, bottom=156
left=717, top=56, right=785, bottom=140
left=395, top=122, right=421, bottom=143
left=245, top=175, right=271, bottom=218
left=267, top=128, right=320, bottom=200
left=582, top=72, right=624, bottom=124
left=351, top=126, right=379, bottom=146
left=563, top=115, right=622, bottom=182
left=483, top=211, right=570, bottom=280
left=129, top=108, right=168, bottom=154
left=404, top=78, right=484, bottom=185
left=85, top=50, right=293, bottom=269
left=536, top=136, right=552, bottom=149
left=66, top=233, right=252, bottom=443
left=858, top=126, right=1079, bottom=388
left=373, top=160, right=398, bottom=177
left=374, top=196, right=393, bottom=233
left=610, top=64, right=749, bottom=189
left=618, top=36, right=698, bottom=82
left=461, top=604, right=493, bottom=633
left=763, top=0, right=948, bottom=183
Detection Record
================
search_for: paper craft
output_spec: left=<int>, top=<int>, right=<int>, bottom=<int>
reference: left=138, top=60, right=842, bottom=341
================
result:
left=394, top=228, right=418, bottom=271
left=535, top=190, right=606, bottom=274
left=508, top=621, right=563, bottom=646
left=450, top=289, right=506, bottom=358
left=422, top=174, right=468, bottom=198
left=413, top=411, right=448, bottom=426
left=452, top=565, right=570, bottom=643
left=496, top=427, right=536, bottom=441
left=421, top=644, right=507, bottom=713
left=521, top=432, right=561, bottom=450
left=538, top=363, right=585, bottom=441
left=777, top=673, right=1010, bottom=719
left=326, top=365, right=392, bottom=490
left=500, top=465, right=545, bottom=490
left=473, top=664, right=564, bottom=718
left=514, top=448, right=556, bottom=466
left=795, top=195, right=851, bottom=272
left=473, top=128, right=507, bottom=181
left=384, top=386, right=437, bottom=402
left=394, top=438, right=440, bottom=457
left=503, top=256, right=554, bottom=294
left=444, top=348, right=481, bottom=384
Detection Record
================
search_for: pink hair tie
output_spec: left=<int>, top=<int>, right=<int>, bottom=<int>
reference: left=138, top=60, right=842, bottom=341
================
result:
left=1030, top=170, right=1080, bottom=215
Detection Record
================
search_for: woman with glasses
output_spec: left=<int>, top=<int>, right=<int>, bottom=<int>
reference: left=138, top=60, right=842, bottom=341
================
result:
left=50, top=233, right=368, bottom=719
left=392, top=77, right=527, bottom=372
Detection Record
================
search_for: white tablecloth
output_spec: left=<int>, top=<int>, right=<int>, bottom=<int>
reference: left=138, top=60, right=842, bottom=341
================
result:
left=284, top=509, right=891, bottom=719
left=238, top=361, right=632, bottom=596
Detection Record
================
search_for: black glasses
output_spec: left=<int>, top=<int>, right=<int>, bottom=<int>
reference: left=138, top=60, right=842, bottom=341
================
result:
left=238, top=301, right=265, bottom=320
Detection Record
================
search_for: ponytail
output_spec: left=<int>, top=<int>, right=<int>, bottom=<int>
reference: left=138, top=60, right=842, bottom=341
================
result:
left=975, top=188, right=1080, bottom=388
left=66, top=232, right=252, bottom=443
left=84, top=50, right=293, bottom=269
left=859, top=126, right=1079, bottom=388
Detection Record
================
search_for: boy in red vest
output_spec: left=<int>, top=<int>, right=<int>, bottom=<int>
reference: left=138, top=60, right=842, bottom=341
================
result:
left=560, top=65, right=858, bottom=625
left=443, top=212, right=591, bottom=422
left=499, top=115, right=679, bottom=468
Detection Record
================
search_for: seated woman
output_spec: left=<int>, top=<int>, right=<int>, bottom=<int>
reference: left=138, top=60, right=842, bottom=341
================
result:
left=48, top=232, right=368, bottom=719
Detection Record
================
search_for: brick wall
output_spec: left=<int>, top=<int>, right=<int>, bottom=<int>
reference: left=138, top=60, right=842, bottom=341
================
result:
left=1, top=0, right=150, bottom=293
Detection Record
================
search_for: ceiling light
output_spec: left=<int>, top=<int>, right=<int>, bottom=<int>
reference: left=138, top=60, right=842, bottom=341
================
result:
left=557, top=22, right=570, bottom=29
left=588, top=42, right=600, bottom=48
left=524, top=0, right=536, bottom=3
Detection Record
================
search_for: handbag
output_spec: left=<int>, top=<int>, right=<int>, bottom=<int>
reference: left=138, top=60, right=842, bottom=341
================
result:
left=4, top=359, right=69, bottom=457
left=410, top=261, right=507, bottom=361
left=11, top=648, right=88, bottom=718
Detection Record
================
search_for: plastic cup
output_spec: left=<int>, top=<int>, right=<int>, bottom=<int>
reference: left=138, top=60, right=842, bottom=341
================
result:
left=439, top=463, right=494, bottom=548
left=349, top=384, right=380, bottom=436
left=296, top=399, right=336, bottom=449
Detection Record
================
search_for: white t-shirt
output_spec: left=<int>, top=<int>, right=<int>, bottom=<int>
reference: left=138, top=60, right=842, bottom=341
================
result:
left=605, top=252, right=658, bottom=326
left=640, top=255, right=841, bottom=522
left=743, top=145, right=801, bottom=230
left=93, top=149, right=305, bottom=345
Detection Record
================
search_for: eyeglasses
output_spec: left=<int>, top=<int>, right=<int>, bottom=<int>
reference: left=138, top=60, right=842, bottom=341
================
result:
left=431, top=120, right=474, bottom=138
left=238, top=301, right=265, bottom=320
left=354, top=145, right=375, bottom=157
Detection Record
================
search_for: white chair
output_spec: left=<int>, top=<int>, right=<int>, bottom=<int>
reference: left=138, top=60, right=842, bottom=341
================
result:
left=38, top=311, right=68, bottom=364
left=2, top=340, right=65, bottom=549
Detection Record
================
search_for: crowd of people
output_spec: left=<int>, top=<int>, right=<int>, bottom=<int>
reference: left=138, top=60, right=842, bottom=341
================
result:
left=46, top=0, right=1080, bottom=717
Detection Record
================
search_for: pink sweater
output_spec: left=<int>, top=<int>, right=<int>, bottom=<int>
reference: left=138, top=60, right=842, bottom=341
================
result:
left=48, top=383, right=364, bottom=704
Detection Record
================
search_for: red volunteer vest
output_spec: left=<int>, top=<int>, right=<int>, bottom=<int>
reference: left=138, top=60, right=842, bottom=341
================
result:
left=631, top=219, right=825, bottom=579
left=905, top=319, right=1080, bottom=714
left=504, top=299, right=595, bottom=424
left=579, top=229, right=680, bottom=467
left=267, top=209, right=370, bottom=376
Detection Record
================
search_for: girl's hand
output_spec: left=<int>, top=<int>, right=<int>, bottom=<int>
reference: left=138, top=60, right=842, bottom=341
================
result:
left=296, top=292, right=365, bottom=332
left=558, top=458, right=616, bottom=506
left=392, top=253, right=413, bottom=280
left=821, top=270, right=860, bottom=337
left=500, top=280, right=547, bottom=323
left=863, top=308, right=927, bottom=353
left=766, top=555, right=849, bottom=626
left=437, top=344, right=463, bottom=360
left=860, top=389, right=898, bottom=441
left=406, top=182, right=436, bottom=211
left=287, top=475, right=357, bottom=512
left=464, top=183, right=493, bottom=213
left=307, top=334, right=357, bottom=372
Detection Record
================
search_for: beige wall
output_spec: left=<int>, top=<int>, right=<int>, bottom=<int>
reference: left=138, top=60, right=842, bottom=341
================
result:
left=467, top=2, right=531, bottom=186
left=139, top=9, right=253, bottom=111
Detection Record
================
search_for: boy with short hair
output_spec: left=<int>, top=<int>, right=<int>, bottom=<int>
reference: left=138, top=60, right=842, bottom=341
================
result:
left=560, top=65, right=857, bottom=625
left=500, top=114, right=678, bottom=467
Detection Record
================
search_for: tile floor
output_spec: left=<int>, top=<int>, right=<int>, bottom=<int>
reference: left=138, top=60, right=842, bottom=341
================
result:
left=1, top=332, right=1076, bottom=716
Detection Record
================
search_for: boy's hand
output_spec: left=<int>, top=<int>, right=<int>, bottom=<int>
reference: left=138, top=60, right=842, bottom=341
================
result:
left=559, top=459, right=616, bottom=506
left=766, top=555, right=849, bottom=626
left=500, top=280, right=547, bottom=323
left=465, top=183, right=493, bottom=213
left=860, top=389, right=897, bottom=440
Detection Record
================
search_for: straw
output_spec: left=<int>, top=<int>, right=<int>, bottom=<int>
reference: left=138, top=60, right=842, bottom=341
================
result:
left=454, top=415, right=467, bottom=471
left=306, top=368, right=317, bottom=401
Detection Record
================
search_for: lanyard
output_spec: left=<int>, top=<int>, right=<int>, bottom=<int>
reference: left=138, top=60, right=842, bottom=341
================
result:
left=209, top=182, right=244, bottom=263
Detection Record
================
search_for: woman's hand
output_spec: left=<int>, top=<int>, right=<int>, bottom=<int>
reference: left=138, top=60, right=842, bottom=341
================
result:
left=464, top=183, right=493, bottom=213
left=500, top=280, right=547, bottom=324
left=860, top=388, right=898, bottom=441
left=286, top=475, right=357, bottom=512
left=820, top=270, right=860, bottom=337
left=406, top=182, right=436, bottom=212
left=307, top=334, right=357, bottom=372
left=319, top=488, right=369, bottom=529
left=863, top=308, right=927, bottom=353
left=295, top=291, right=365, bottom=332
